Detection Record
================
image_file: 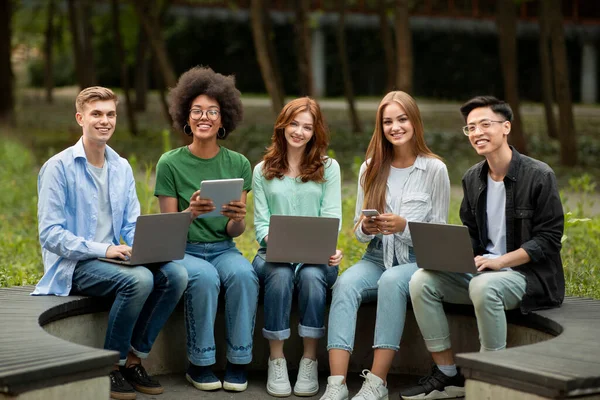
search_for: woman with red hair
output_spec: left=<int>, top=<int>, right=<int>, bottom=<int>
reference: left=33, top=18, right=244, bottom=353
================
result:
left=252, top=97, right=342, bottom=398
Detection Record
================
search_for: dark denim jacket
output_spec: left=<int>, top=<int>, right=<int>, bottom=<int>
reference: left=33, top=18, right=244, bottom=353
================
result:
left=459, top=147, right=565, bottom=313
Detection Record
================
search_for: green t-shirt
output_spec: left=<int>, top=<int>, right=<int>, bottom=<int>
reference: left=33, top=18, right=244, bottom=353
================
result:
left=154, top=146, right=252, bottom=243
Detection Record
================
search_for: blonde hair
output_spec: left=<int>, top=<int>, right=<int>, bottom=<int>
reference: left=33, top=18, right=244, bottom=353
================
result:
left=75, top=86, right=118, bottom=113
left=361, top=91, right=441, bottom=213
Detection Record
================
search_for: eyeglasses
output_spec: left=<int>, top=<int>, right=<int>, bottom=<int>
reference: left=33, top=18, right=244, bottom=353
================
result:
left=189, top=109, right=220, bottom=121
left=462, top=119, right=506, bottom=136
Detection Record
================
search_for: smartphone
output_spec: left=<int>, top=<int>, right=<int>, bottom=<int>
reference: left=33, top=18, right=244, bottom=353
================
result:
left=362, top=209, right=380, bottom=218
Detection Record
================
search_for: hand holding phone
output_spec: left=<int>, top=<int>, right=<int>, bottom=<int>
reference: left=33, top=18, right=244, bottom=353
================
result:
left=362, top=209, right=380, bottom=218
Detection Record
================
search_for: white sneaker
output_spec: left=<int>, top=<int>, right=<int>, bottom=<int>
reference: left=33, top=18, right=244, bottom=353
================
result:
left=267, top=358, right=292, bottom=397
left=293, top=358, right=319, bottom=396
left=320, top=375, right=349, bottom=400
left=351, top=370, right=388, bottom=400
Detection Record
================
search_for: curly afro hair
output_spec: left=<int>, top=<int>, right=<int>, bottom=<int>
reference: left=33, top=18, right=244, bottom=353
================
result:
left=168, top=66, right=243, bottom=139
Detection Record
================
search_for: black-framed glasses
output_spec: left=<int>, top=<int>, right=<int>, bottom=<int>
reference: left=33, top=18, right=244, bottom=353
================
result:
left=189, top=109, right=220, bottom=121
left=462, top=119, right=506, bottom=136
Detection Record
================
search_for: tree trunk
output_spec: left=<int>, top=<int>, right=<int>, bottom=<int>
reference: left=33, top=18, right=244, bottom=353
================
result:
left=295, top=0, right=313, bottom=97
left=336, top=0, right=362, bottom=134
left=547, top=0, right=577, bottom=166
left=44, top=0, right=55, bottom=103
left=132, top=0, right=177, bottom=89
left=250, top=0, right=284, bottom=114
left=496, top=0, right=527, bottom=154
left=262, top=4, right=285, bottom=105
left=0, top=0, right=15, bottom=127
left=67, top=0, right=95, bottom=89
left=378, top=0, right=395, bottom=93
left=395, top=0, right=413, bottom=93
left=134, top=23, right=149, bottom=111
left=538, top=0, right=559, bottom=140
left=81, top=0, right=96, bottom=85
left=111, top=0, right=138, bottom=136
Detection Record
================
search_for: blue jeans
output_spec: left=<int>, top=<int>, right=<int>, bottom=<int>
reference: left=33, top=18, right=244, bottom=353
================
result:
left=181, top=240, right=259, bottom=366
left=327, top=238, right=418, bottom=352
left=252, top=249, right=339, bottom=340
left=71, top=259, right=188, bottom=365
left=409, top=269, right=527, bottom=352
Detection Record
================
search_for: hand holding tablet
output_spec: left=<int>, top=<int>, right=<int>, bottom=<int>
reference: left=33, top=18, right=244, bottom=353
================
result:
left=196, top=178, right=244, bottom=218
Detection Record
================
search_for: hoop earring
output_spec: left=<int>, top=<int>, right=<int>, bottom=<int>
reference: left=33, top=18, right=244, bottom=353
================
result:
left=183, top=124, right=192, bottom=136
left=217, top=127, right=226, bottom=139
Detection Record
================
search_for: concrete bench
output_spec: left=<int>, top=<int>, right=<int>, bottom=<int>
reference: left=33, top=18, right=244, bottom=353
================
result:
left=1, top=285, right=599, bottom=399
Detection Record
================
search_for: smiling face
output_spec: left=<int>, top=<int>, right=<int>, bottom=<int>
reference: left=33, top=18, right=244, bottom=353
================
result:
left=466, top=106, right=510, bottom=157
left=188, top=94, right=222, bottom=142
left=76, top=100, right=117, bottom=146
left=382, top=102, right=414, bottom=148
left=284, top=110, right=314, bottom=152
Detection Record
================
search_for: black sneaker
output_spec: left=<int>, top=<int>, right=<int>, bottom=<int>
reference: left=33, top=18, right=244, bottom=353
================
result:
left=120, top=364, right=164, bottom=395
left=400, top=365, right=465, bottom=399
left=109, top=370, right=136, bottom=400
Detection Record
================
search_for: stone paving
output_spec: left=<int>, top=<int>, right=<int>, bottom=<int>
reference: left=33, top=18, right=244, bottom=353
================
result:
left=137, top=372, right=417, bottom=400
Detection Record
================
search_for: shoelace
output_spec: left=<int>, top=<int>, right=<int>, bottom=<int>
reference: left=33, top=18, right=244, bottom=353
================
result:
left=110, top=371, right=126, bottom=387
left=355, top=370, right=376, bottom=398
left=322, top=382, right=343, bottom=399
left=273, top=360, right=286, bottom=380
left=299, top=360, right=313, bottom=379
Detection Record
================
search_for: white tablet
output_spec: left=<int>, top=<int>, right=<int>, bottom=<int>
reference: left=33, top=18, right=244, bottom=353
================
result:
left=198, top=178, right=244, bottom=218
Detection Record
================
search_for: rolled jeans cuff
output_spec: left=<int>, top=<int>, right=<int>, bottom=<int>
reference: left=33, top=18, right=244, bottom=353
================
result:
left=117, top=358, right=127, bottom=367
left=373, top=344, right=399, bottom=351
left=298, top=324, right=325, bottom=339
left=263, top=327, right=291, bottom=341
left=424, top=336, right=452, bottom=353
left=188, top=355, right=216, bottom=367
left=327, top=343, right=353, bottom=353
left=130, top=346, right=149, bottom=360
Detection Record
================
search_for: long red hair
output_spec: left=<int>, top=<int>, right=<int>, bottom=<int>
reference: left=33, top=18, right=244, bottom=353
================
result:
left=361, top=91, right=441, bottom=212
left=262, top=97, right=329, bottom=183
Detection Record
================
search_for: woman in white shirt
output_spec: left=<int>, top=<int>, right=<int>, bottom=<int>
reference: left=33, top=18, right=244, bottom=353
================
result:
left=320, top=91, right=451, bottom=400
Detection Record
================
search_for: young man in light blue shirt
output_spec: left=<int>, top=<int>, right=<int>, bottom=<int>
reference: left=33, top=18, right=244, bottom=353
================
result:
left=34, top=86, right=188, bottom=400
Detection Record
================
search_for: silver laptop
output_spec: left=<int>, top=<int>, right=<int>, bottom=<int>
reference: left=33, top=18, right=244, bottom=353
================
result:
left=266, top=216, right=339, bottom=265
left=98, top=212, right=190, bottom=266
left=409, top=222, right=478, bottom=273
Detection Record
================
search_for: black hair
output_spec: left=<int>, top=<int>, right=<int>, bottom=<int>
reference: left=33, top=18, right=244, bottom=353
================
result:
left=168, top=66, right=243, bottom=139
left=459, top=96, right=513, bottom=123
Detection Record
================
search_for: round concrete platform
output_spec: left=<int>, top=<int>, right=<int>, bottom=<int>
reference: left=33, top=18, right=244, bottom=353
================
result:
left=136, top=372, right=417, bottom=400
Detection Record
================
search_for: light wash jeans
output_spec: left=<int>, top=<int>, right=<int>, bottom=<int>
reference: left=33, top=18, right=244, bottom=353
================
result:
left=72, top=259, right=188, bottom=365
left=252, top=249, right=339, bottom=340
left=409, top=269, right=527, bottom=352
left=181, top=240, right=259, bottom=366
left=327, top=238, right=418, bottom=352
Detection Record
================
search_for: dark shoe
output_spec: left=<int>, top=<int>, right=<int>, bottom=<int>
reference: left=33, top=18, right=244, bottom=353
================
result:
left=186, top=364, right=222, bottom=391
left=120, top=364, right=164, bottom=395
left=223, top=361, right=248, bottom=392
left=110, top=370, right=136, bottom=400
left=399, top=365, right=465, bottom=399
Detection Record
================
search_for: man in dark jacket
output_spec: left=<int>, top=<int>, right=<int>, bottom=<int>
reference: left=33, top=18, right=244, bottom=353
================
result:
left=400, top=96, right=564, bottom=400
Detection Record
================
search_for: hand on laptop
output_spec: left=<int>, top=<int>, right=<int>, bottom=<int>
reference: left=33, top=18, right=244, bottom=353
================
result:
left=329, top=249, right=343, bottom=266
left=221, top=200, right=247, bottom=222
left=106, top=245, right=132, bottom=260
left=188, top=190, right=216, bottom=218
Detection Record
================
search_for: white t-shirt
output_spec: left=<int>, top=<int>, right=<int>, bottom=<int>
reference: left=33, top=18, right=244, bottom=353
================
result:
left=88, top=162, right=114, bottom=245
left=386, top=165, right=414, bottom=212
left=484, top=174, right=512, bottom=270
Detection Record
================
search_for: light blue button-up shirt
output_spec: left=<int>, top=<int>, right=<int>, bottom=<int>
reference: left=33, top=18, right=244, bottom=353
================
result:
left=32, top=138, right=140, bottom=296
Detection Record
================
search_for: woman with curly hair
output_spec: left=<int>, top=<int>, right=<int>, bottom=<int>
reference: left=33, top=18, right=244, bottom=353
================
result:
left=320, top=91, right=450, bottom=400
left=252, top=97, right=343, bottom=398
left=154, top=66, right=259, bottom=392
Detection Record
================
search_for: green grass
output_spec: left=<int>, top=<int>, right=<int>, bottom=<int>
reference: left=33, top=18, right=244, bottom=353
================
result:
left=3, top=90, right=600, bottom=297
left=2, top=137, right=598, bottom=298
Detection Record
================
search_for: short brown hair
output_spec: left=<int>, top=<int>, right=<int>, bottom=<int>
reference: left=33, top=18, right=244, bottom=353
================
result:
left=75, top=86, right=118, bottom=113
